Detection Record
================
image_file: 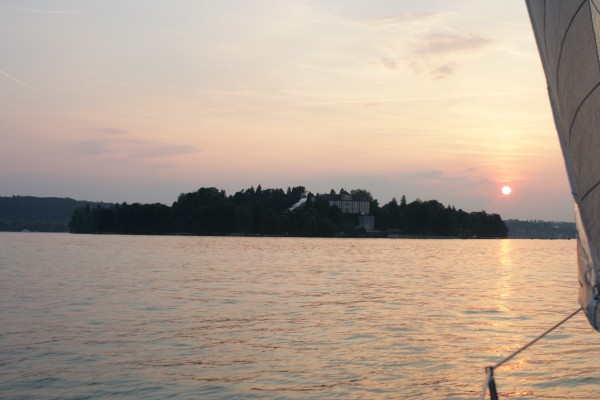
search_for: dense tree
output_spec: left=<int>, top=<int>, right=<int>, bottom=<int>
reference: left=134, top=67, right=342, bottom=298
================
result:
left=371, top=196, right=507, bottom=238
left=350, top=189, right=373, bottom=202
left=69, top=202, right=172, bottom=234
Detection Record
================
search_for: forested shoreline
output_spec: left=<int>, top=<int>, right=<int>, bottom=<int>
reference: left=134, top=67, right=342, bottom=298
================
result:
left=0, top=196, right=107, bottom=232
left=68, top=186, right=508, bottom=238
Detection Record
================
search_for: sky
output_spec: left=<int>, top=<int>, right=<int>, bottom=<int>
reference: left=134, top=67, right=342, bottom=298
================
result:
left=0, top=0, right=575, bottom=221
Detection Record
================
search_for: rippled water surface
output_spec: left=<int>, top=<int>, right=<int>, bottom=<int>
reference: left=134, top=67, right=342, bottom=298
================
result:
left=1, top=233, right=599, bottom=399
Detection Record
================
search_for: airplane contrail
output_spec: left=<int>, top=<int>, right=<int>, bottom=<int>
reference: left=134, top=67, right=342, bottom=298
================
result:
left=0, top=70, right=30, bottom=89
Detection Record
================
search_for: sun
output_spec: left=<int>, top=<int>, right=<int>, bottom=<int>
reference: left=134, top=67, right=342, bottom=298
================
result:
left=501, top=185, right=512, bottom=196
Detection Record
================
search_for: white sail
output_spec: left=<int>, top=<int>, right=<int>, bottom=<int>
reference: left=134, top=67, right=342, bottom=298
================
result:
left=526, top=0, right=600, bottom=330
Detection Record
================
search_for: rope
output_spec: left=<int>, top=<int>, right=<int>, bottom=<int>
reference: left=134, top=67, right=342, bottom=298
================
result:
left=480, top=367, right=497, bottom=400
left=491, top=307, right=582, bottom=370
left=480, top=307, right=583, bottom=399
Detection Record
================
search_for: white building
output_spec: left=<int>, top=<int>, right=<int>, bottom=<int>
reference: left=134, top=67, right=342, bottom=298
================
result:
left=323, top=193, right=370, bottom=215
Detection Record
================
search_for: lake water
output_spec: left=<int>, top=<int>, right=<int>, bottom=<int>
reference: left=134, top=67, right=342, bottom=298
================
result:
left=1, top=233, right=599, bottom=399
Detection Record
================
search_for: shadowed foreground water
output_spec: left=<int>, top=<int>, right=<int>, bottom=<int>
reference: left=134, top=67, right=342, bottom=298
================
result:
left=1, top=233, right=599, bottom=399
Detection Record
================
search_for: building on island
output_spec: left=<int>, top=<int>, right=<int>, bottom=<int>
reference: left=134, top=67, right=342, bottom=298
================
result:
left=321, top=191, right=370, bottom=215
left=287, top=189, right=375, bottom=233
left=321, top=190, right=374, bottom=232
left=357, top=214, right=375, bottom=232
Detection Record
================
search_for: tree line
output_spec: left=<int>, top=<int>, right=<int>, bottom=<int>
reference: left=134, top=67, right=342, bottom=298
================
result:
left=505, top=219, right=575, bottom=239
left=68, top=186, right=508, bottom=238
left=373, top=195, right=507, bottom=238
left=0, top=196, right=108, bottom=232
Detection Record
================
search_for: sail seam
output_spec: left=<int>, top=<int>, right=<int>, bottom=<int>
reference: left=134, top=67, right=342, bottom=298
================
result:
left=567, top=0, right=600, bottom=143
left=581, top=177, right=600, bottom=201
left=569, top=80, right=596, bottom=201
left=556, top=0, right=588, bottom=98
left=567, top=82, right=600, bottom=143
left=592, top=0, right=600, bottom=16
left=525, top=1, right=580, bottom=200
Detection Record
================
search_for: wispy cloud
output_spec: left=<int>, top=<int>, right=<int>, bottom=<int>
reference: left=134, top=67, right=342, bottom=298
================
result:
left=355, top=12, right=449, bottom=28
left=415, top=33, right=493, bottom=56
left=294, top=89, right=544, bottom=107
left=431, top=63, right=457, bottom=80
left=0, top=70, right=30, bottom=89
left=74, top=139, right=201, bottom=159
left=380, top=57, right=398, bottom=70
left=0, top=6, right=79, bottom=15
left=398, top=170, right=446, bottom=181
left=96, top=79, right=302, bottom=106
left=98, top=128, right=129, bottom=135
left=133, top=144, right=200, bottom=158
left=408, top=32, right=493, bottom=79
left=74, top=140, right=110, bottom=156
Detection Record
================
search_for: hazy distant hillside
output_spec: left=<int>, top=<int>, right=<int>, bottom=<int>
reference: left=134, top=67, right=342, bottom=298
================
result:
left=0, top=196, right=109, bottom=232
left=505, top=219, right=576, bottom=239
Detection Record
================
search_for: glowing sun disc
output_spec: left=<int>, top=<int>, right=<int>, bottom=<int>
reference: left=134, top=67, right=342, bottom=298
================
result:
left=501, top=185, right=512, bottom=196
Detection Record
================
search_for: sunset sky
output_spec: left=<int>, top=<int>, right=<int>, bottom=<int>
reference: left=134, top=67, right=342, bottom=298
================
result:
left=0, top=1, right=575, bottom=221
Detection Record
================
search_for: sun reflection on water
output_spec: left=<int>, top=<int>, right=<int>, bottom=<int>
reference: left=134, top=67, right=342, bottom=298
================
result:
left=496, top=239, right=514, bottom=314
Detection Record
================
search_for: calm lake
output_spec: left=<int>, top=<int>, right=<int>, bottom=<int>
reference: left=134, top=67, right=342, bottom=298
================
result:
left=1, top=233, right=599, bottom=399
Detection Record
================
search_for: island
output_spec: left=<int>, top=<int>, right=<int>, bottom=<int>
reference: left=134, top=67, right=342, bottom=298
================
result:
left=66, top=186, right=509, bottom=238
